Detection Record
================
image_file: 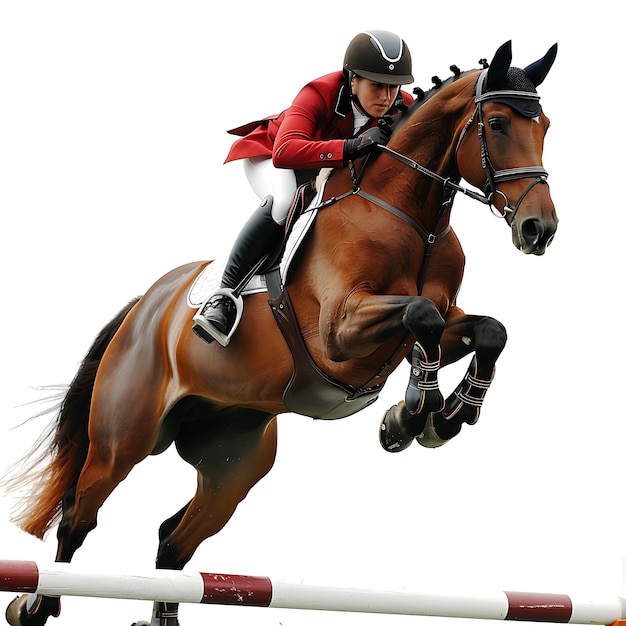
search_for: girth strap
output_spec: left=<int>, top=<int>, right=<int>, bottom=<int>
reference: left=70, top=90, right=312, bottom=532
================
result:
left=266, top=273, right=385, bottom=420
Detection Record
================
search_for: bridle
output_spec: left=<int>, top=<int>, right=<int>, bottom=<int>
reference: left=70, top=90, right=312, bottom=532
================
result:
left=454, top=68, right=549, bottom=224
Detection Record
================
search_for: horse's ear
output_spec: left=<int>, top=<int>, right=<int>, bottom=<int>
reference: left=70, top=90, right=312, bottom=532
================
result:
left=524, top=43, right=558, bottom=87
left=485, top=40, right=512, bottom=90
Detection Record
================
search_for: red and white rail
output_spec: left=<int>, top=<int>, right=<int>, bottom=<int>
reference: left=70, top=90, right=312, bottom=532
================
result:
left=1, top=560, right=625, bottom=624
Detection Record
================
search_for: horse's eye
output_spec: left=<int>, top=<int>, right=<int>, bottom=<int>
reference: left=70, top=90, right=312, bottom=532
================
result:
left=488, top=118, right=505, bottom=133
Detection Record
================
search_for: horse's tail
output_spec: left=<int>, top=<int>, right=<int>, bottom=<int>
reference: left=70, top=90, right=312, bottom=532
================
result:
left=3, top=297, right=141, bottom=539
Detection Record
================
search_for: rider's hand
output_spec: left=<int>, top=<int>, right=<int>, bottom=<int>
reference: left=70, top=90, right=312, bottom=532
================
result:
left=343, top=126, right=389, bottom=164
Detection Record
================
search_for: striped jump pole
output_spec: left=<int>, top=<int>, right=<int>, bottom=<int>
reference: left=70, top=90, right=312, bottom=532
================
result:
left=1, top=560, right=626, bottom=625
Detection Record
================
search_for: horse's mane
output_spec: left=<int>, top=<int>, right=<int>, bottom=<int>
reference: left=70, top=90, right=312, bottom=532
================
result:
left=390, top=64, right=482, bottom=135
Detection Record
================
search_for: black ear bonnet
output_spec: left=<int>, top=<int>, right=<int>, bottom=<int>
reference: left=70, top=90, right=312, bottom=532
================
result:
left=475, top=41, right=558, bottom=118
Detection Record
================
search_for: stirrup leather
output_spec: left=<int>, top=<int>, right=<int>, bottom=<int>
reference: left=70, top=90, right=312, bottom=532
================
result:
left=192, top=288, right=244, bottom=347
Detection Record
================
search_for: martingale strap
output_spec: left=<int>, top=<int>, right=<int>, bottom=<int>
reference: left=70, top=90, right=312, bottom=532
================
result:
left=355, top=188, right=450, bottom=244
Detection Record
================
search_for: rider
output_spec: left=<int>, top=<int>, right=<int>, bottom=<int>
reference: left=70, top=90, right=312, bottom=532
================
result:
left=193, top=30, right=415, bottom=346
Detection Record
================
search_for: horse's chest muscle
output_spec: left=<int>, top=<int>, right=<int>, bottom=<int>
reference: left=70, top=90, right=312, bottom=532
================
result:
left=419, top=241, right=465, bottom=314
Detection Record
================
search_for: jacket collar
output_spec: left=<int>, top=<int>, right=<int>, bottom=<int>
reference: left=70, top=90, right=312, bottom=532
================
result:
left=334, top=84, right=352, bottom=118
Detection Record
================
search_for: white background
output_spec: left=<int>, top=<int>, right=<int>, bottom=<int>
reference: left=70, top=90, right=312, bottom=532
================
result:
left=1, top=2, right=624, bottom=626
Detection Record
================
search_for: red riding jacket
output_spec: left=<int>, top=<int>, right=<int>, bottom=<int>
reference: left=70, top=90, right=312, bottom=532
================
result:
left=225, top=71, right=413, bottom=170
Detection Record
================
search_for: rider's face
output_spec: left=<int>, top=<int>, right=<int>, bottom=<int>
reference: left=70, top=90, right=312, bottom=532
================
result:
left=351, top=76, right=400, bottom=118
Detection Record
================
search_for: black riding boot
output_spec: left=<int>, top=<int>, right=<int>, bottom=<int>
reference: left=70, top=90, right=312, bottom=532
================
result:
left=193, top=195, right=283, bottom=346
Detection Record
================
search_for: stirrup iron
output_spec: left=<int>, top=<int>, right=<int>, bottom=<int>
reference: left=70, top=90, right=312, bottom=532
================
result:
left=192, top=288, right=244, bottom=347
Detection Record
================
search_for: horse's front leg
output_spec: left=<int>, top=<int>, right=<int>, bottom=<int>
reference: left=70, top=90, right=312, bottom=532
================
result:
left=324, top=293, right=445, bottom=363
left=417, top=312, right=507, bottom=447
left=380, top=309, right=507, bottom=452
left=324, top=292, right=445, bottom=437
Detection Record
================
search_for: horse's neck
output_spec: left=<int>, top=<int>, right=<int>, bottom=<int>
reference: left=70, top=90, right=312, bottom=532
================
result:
left=398, top=89, right=474, bottom=177
left=367, top=80, right=476, bottom=213
left=361, top=133, right=454, bottom=225
left=322, top=76, right=477, bottom=228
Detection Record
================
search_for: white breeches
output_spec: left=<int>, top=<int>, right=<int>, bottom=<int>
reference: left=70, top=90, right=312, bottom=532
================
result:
left=243, top=157, right=298, bottom=226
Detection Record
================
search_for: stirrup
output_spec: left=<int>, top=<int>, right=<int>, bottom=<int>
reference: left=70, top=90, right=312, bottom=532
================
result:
left=192, top=288, right=244, bottom=347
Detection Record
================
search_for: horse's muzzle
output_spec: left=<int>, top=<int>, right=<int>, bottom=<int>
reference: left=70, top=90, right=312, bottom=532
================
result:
left=512, top=216, right=558, bottom=255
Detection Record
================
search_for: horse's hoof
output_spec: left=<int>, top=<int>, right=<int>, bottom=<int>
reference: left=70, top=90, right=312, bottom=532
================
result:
left=6, top=595, right=27, bottom=626
left=416, top=413, right=448, bottom=448
left=5, top=594, right=61, bottom=626
left=5, top=595, right=61, bottom=626
left=380, top=402, right=414, bottom=452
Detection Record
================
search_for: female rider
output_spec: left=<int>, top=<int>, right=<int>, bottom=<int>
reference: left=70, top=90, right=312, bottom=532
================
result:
left=193, top=30, right=414, bottom=346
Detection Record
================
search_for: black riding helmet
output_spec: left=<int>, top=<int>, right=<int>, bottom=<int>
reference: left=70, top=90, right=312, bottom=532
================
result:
left=344, top=30, right=413, bottom=85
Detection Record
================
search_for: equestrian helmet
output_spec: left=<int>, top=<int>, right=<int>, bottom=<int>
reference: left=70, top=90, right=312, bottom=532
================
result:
left=344, top=30, right=413, bottom=85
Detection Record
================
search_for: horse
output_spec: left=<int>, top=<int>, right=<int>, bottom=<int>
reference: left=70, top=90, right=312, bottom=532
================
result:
left=3, top=40, right=558, bottom=626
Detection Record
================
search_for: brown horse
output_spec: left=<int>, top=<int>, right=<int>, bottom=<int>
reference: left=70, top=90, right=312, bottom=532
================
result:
left=4, top=40, right=558, bottom=626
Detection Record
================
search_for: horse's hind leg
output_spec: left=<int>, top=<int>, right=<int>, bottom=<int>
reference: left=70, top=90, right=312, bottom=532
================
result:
left=8, top=421, right=159, bottom=626
left=4, top=446, right=144, bottom=626
left=146, top=408, right=277, bottom=626
left=381, top=312, right=507, bottom=451
left=55, top=442, right=154, bottom=560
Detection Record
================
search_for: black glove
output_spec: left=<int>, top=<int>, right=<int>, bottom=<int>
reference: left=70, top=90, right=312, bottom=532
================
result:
left=343, top=126, right=389, bottom=164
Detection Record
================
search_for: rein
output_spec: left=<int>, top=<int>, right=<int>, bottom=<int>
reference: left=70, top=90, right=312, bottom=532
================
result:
left=376, top=144, right=492, bottom=207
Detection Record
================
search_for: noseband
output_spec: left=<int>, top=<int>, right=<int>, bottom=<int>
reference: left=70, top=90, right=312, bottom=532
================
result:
left=456, top=68, right=549, bottom=224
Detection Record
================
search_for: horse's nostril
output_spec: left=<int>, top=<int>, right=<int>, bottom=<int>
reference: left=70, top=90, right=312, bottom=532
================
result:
left=521, top=218, right=544, bottom=247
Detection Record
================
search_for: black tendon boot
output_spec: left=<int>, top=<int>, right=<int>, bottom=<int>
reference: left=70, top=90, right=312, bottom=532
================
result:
left=193, top=195, right=283, bottom=346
